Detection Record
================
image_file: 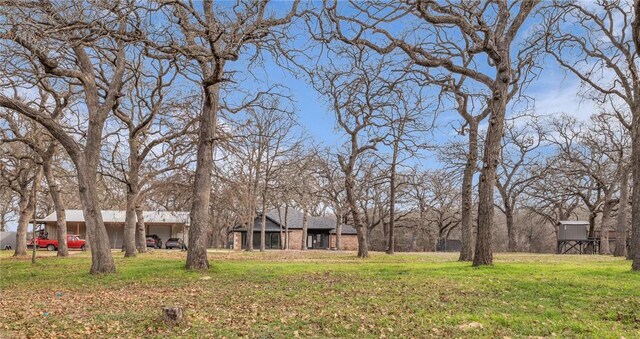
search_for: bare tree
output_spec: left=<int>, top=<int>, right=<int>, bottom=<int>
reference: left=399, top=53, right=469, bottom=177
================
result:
left=312, top=48, right=398, bottom=258
left=615, top=167, right=631, bottom=257
left=289, top=149, right=323, bottom=251
left=379, top=80, right=430, bottom=254
left=156, top=0, right=300, bottom=269
left=0, top=186, right=14, bottom=232
left=496, top=117, right=546, bottom=252
left=440, top=78, right=490, bottom=261
left=233, top=98, right=300, bottom=252
left=401, top=169, right=461, bottom=252
left=41, top=144, right=69, bottom=256
left=0, top=1, right=139, bottom=273
left=541, top=0, right=640, bottom=269
left=108, top=53, right=195, bottom=256
left=404, top=170, right=434, bottom=252
left=318, top=152, right=347, bottom=250
left=257, top=106, right=301, bottom=252
left=547, top=114, right=626, bottom=253
left=523, top=164, right=580, bottom=243
left=585, top=113, right=631, bottom=254
left=357, top=160, right=390, bottom=247
left=324, top=0, right=539, bottom=265
left=425, top=170, right=462, bottom=249
left=0, top=135, right=42, bottom=256
left=437, top=125, right=483, bottom=260
left=1, top=113, right=70, bottom=256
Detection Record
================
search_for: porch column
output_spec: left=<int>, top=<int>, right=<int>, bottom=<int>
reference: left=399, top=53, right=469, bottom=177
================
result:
left=182, top=224, right=189, bottom=246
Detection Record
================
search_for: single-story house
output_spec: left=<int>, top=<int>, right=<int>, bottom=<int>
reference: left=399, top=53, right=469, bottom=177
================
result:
left=37, top=210, right=189, bottom=249
left=231, top=209, right=358, bottom=251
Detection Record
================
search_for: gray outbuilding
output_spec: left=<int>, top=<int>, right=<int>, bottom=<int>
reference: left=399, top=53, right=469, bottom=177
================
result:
left=557, top=221, right=589, bottom=240
left=556, top=220, right=599, bottom=254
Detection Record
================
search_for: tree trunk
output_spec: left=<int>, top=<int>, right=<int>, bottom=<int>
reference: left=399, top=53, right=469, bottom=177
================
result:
left=615, top=169, right=629, bottom=257
left=0, top=212, right=7, bottom=232
left=387, top=140, right=400, bottom=255
left=335, top=212, right=342, bottom=250
left=588, top=210, right=597, bottom=238
left=343, top=143, right=367, bottom=257
left=410, top=227, right=419, bottom=252
left=14, top=191, right=32, bottom=256
left=207, top=207, right=219, bottom=248
left=123, top=155, right=140, bottom=257
left=247, top=146, right=263, bottom=252
left=284, top=204, right=289, bottom=250
left=459, top=121, right=478, bottom=261
left=279, top=223, right=284, bottom=250
left=77, top=161, right=116, bottom=274
left=15, top=166, right=43, bottom=256
left=187, top=83, right=220, bottom=270
left=278, top=206, right=284, bottom=250
left=260, top=198, right=266, bottom=252
left=135, top=206, right=147, bottom=253
left=586, top=210, right=597, bottom=254
left=43, top=152, right=68, bottom=257
left=382, top=221, right=389, bottom=248
left=13, top=198, right=28, bottom=257
left=123, top=192, right=137, bottom=257
left=246, top=210, right=254, bottom=252
left=301, top=208, right=308, bottom=250
left=355, top=221, right=368, bottom=258
left=346, top=170, right=367, bottom=257
left=631, top=102, right=640, bottom=270
left=387, top=176, right=396, bottom=254
left=162, top=306, right=184, bottom=325
left=473, top=68, right=510, bottom=266
left=600, top=199, right=614, bottom=255
left=506, top=206, right=516, bottom=252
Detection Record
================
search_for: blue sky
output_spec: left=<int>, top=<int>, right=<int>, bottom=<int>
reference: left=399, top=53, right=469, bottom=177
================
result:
left=3, top=2, right=606, bottom=231
left=243, top=45, right=594, bottom=158
left=164, top=1, right=602, bottom=161
left=233, top=2, right=600, bottom=156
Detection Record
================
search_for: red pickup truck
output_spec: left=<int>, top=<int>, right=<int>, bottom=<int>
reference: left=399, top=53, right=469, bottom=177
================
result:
left=28, top=234, right=86, bottom=251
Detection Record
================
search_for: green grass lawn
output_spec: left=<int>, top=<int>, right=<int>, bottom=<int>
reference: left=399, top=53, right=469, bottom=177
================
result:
left=1, top=250, right=638, bottom=338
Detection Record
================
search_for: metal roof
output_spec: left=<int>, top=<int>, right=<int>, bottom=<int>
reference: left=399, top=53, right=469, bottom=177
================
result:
left=37, top=210, right=190, bottom=224
left=557, top=220, right=589, bottom=225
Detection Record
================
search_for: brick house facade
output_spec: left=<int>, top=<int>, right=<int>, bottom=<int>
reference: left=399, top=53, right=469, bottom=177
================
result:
left=329, top=233, right=359, bottom=250
left=231, top=209, right=358, bottom=251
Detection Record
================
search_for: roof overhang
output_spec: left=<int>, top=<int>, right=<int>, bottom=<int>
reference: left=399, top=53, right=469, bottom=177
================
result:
left=37, top=210, right=190, bottom=225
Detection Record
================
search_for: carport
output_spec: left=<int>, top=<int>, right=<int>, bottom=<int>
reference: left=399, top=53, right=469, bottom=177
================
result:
left=38, top=210, right=190, bottom=249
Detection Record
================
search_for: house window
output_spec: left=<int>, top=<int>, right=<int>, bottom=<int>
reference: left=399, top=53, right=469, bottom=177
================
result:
left=270, top=233, right=281, bottom=249
left=252, top=233, right=260, bottom=249
left=244, top=232, right=281, bottom=249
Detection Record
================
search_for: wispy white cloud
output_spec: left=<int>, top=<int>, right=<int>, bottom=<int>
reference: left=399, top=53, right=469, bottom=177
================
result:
left=529, top=69, right=597, bottom=122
